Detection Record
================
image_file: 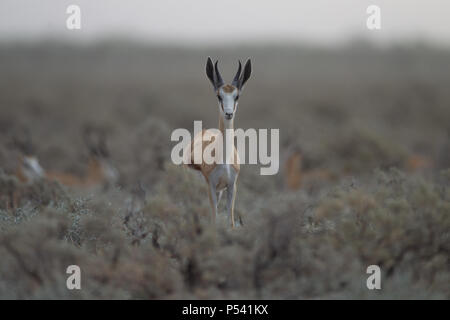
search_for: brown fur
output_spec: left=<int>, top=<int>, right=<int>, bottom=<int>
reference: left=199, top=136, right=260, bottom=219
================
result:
left=9, top=156, right=112, bottom=211
left=222, top=84, right=236, bottom=93
left=15, top=165, right=28, bottom=183
left=284, top=151, right=302, bottom=190
left=284, top=150, right=333, bottom=190
left=16, top=156, right=110, bottom=187
left=185, top=129, right=240, bottom=179
left=405, top=154, right=433, bottom=172
left=47, top=158, right=110, bottom=187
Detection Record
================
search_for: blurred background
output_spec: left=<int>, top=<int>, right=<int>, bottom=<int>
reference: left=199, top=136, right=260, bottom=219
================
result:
left=2, top=0, right=450, bottom=45
left=0, top=1, right=448, bottom=299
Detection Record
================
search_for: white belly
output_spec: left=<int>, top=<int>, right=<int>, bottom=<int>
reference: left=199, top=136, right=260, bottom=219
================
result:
left=211, top=164, right=237, bottom=190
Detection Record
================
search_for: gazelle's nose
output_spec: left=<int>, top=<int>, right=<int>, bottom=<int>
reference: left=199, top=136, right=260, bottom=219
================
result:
left=225, top=112, right=233, bottom=118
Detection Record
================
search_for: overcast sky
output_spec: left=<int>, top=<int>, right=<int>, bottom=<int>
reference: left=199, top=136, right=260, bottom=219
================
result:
left=0, top=0, right=449, bottom=46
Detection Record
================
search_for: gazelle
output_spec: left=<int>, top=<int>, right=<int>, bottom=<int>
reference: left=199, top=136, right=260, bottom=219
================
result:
left=284, top=148, right=333, bottom=191
left=185, top=57, right=252, bottom=228
left=12, top=133, right=46, bottom=184
left=284, top=147, right=303, bottom=190
left=13, top=128, right=118, bottom=189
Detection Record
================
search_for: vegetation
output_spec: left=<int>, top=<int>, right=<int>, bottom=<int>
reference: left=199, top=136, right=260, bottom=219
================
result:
left=0, top=42, right=449, bottom=299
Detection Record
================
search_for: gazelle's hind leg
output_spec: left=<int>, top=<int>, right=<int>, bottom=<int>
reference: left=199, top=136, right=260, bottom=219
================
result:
left=226, top=182, right=237, bottom=228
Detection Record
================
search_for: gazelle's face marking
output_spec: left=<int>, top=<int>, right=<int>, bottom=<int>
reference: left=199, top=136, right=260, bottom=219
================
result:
left=217, top=85, right=239, bottom=121
left=206, top=57, right=251, bottom=121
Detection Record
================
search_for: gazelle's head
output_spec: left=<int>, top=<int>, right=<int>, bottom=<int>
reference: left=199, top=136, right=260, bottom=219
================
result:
left=206, top=57, right=252, bottom=121
left=83, top=126, right=119, bottom=186
left=20, top=155, right=45, bottom=182
left=12, top=129, right=45, bottom=182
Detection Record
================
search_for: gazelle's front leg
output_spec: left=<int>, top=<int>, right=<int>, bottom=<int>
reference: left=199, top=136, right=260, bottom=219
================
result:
left=226, top=181, right=237, bottom=228
left=207, top=180, right=218, bottom=224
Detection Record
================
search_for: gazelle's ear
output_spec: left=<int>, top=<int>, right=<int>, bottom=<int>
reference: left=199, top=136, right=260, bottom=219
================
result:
left=238, top=59, right=252, bottom=90
left=231, top=60, right=242, bottom=88
left=206, top=57, right=216, bottom=90
left=214, top=61, right=224, bottom=89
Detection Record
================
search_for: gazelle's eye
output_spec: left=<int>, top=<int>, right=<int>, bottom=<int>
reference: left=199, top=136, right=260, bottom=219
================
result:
left=235, top=95, right=239, bottom=101
left=217, top=95, right=222, bottom=101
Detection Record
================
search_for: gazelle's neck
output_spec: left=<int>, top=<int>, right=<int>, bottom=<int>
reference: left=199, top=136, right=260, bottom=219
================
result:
left=219, top=115, right=234, bottom=135
left=219, top=115, right=235, bottom=165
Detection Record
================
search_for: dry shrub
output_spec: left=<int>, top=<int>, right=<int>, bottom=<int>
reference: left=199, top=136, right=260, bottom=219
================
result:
left=1, top=43, right=449, bottom=299
left=331, top=127, right=408, bottom=173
